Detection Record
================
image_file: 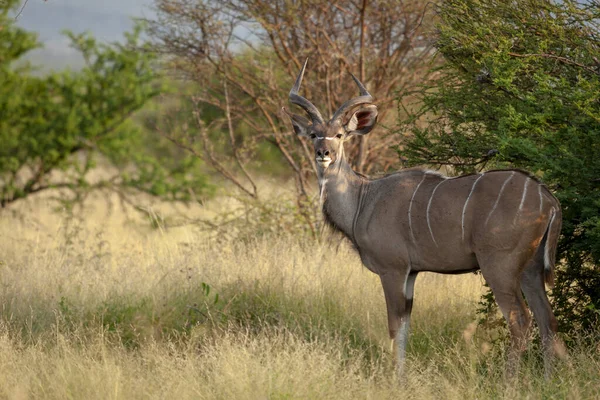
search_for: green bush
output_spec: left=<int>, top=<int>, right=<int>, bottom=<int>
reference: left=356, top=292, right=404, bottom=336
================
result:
left=0, top=0, right=213, bottom=209
left=397, top=0, right=600, bottom=338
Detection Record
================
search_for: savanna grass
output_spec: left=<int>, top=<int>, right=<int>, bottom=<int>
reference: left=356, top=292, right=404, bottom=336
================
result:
left=0, top=192, right=597, bottom=399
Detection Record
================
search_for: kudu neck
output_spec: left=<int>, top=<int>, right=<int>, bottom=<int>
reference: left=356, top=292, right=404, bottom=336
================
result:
left=320, top=156, right=365, bottom=187
left=319, top=154, right=367, bottom=244
left=318, top=145, right=366, bottom=187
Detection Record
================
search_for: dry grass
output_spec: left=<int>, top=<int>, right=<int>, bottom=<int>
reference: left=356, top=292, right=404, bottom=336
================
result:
left=0, top=189, right=598, bottom=399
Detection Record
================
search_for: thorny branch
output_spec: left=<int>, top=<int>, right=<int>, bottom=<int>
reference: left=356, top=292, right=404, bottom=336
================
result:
left=508, top=52, right=600, bottom=76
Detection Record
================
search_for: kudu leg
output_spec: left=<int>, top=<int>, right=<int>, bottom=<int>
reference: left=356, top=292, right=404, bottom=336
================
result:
left=521, top=259, right=568, bottom=376
left=380, top=270, right=417, bottom=376
left=480, top=264, right=532, bottom=376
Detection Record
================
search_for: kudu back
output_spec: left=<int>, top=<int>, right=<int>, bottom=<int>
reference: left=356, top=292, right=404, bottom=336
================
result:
left=283, top=60, right=567, bottom=376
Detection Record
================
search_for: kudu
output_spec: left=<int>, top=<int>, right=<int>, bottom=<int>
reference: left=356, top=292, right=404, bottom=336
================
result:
left=283, top=60, right=567, bottom=375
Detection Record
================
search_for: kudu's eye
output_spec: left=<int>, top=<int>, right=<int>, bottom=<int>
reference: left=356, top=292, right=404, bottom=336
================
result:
left=336, top=133, right=343, bottom=139
left=309, top=133, right=317, bottom=139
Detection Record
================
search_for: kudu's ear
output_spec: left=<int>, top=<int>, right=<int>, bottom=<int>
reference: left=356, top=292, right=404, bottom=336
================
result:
left=283, top=107, right=311, bottom=137
left=344, top=105, right=378, bottom=135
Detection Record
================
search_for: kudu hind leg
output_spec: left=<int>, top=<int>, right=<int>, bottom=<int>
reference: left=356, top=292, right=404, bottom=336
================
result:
left=379, top=270, right=416, bottom=376
left=521, top=259, right=567, bottom=375
left=480, top=264, right=532, bottom=376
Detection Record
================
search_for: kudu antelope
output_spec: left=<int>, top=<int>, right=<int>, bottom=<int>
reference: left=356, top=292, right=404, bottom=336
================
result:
left=283, top=60, right=566, bottom=375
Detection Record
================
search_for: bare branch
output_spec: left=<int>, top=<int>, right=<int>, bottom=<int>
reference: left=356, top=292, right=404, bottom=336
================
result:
left=508, top=52, right=600, bottom=76
left=223, top=80, right=258, bottom=198
left=356, top=0, right=369, bottom=173
left=14, top=0, right=30, bottom=21
left=147, top=0, right=439, bottom=229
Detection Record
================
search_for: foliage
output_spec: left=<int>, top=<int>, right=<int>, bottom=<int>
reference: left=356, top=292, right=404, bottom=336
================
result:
left=191, top=194, right=319, bottom=242
left=397, top=0, right=600, bottom=336
left=0, top=0, right=212, bottom=209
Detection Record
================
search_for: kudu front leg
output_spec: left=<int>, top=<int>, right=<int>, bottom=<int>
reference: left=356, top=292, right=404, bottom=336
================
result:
left=380, top=270, right=418, bottom=376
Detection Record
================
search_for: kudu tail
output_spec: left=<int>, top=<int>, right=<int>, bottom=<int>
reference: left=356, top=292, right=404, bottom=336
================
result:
left=542, top=207, right=562, bottom=288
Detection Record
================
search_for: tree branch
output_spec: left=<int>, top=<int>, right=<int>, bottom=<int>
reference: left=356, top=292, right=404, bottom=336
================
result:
left=508, top=52, right=600, bottom=76
left=223, top=80, right=258, bottom=198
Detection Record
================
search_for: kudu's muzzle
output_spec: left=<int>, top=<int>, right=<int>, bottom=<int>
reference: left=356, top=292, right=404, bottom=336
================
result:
left=315, top=141, right=335, bottom=169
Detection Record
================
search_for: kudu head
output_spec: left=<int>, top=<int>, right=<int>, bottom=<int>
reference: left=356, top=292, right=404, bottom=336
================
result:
left=283, top=60, right=378, bottom=171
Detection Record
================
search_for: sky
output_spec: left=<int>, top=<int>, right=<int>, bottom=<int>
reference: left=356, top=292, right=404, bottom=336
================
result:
left=14, top=0, right=155, bottom=70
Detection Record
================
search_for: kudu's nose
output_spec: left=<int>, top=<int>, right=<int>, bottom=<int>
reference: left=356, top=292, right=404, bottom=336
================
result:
left=316, top=149, right=330, bottom=158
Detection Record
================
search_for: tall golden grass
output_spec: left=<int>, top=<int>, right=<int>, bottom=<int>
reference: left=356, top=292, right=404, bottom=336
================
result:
left=0, top=188, right=597, bottom=399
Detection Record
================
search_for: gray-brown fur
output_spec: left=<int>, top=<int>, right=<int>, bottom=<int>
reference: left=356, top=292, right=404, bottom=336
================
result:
left=284, top=60, right=567, bottom=377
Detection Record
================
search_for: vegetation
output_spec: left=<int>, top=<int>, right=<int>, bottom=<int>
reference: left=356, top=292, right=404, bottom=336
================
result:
left=0, top=193, right=598, bottom=399
left=147, top=0, right=437, bottom=233
left=0, top=0, right=212, bottom=210
left=1, top=0, right=599, bottom=397
left=398, top=0, right=600, bottom=337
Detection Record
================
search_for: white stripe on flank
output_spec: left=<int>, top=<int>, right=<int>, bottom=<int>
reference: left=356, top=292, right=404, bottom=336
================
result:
left=426, top=180, right=445, bottom=247
left=538, top=184, right=543, bottom=213
left=461, top=174, right=484, bottom=242
left=513, top=177, right=530, bottom=224
left=485, top=171, right=515, bottom=226
left=544, top=210, right=556, bottom=270
left=408, top=174, right=427, bottom=244
left=518, top=178, right=530, bottom=212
